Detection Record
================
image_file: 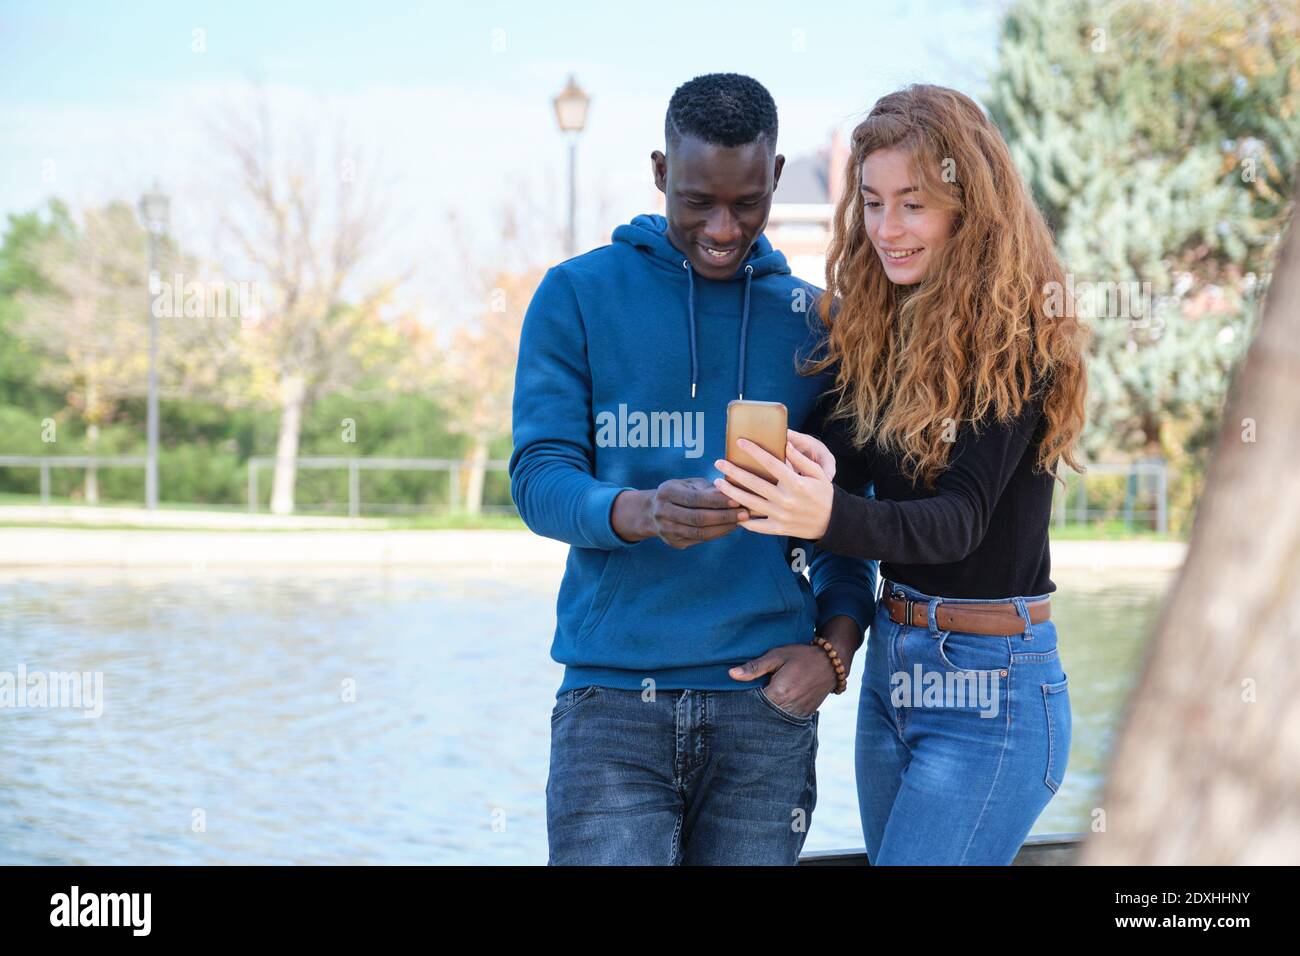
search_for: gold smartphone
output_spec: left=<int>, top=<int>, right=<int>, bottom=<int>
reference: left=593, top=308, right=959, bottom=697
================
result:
left=725, top=400, right=788, bottom=483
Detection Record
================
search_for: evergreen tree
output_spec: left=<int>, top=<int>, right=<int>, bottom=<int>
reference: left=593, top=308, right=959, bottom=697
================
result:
left=987, top=0, right=1298, bottom=511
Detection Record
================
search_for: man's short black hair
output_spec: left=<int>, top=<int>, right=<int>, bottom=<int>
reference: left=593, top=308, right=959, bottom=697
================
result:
left=664, top=73, right=778, bottom=151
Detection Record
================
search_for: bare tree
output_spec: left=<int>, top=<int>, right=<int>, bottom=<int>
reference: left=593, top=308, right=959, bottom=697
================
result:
left=210, top=88, right=405, bottom=514
left=1082, top=185, right=1300, bottom=864
left=18, top=203, right=151, bottom=503
left=437, top=189, right=553, bottom=514
left=441, top=267, right=540, bottom=514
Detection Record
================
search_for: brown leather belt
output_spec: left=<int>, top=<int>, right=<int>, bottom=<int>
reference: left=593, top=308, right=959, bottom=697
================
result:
left=882, top=580, right=1050, bottom=636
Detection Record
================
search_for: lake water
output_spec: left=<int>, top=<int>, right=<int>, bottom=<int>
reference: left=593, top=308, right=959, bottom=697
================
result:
left=0, top=562, right=1170, bottom=864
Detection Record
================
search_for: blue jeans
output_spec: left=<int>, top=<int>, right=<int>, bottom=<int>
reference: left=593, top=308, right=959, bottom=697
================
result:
left=856, top=580, right=1071, bottom=865
left=547, top=685, right=818, bottom=865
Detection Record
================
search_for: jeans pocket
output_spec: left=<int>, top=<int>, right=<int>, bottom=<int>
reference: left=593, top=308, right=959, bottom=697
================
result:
left=551, top=684, right=600, bottom=723
left=936, top=629, right=1012, bottom=673
left=756, top=686, right=817, bottom=724
left=1041, top=676, right=1071, bottom=793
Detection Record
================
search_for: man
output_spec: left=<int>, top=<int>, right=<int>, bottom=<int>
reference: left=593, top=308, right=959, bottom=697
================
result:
left=509, top=73, right=877, bottom=865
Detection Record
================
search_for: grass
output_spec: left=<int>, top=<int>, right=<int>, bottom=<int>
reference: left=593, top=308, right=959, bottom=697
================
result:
left=1048, top=519, right=1181, bottom=542
left=0, top=492, right=528, bottom=531
left=0, top=492, right=250, bottom=512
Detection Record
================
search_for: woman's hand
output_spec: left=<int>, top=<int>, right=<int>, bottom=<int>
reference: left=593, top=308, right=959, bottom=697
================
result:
left=712, top=432, right=835, bottom=540
left=787, top=429, right=836, bottom=482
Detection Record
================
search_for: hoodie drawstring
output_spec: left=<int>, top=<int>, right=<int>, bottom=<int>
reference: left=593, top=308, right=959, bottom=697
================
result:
left=683, top=260, right=699, bottom=399
left=682, top=259, right=755, bottom=402
left=738, top=264, right=753, bottom=400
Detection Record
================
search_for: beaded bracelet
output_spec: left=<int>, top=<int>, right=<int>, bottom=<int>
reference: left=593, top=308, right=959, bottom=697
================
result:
left=812, top=635, right=848, bottom=694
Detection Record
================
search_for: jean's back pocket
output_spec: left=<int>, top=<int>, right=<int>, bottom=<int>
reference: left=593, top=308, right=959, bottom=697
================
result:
left=1041, top=676, right=1071, bottom=793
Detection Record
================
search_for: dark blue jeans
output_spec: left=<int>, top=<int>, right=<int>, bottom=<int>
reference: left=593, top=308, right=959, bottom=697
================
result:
left=547, top=685, right=818, bottom=865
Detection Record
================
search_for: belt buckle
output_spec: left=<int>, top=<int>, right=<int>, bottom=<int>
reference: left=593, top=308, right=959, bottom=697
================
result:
left=890, top=586, right=907, bottom=626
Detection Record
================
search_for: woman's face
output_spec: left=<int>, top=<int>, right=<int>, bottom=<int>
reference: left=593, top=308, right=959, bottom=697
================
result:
left=859, top=147, right=955, bottom=285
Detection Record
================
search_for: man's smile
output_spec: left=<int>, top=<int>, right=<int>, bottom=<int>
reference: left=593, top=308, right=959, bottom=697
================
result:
left=697, top=241, right=742, bottom=265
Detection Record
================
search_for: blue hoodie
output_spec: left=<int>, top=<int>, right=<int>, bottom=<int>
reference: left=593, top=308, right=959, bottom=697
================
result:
left=509, top=213, right=878, bottom=697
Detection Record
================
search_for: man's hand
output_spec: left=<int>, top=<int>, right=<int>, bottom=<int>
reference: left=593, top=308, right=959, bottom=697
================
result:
left=728, top=616, right=862, bottom=717
left=612, top=478, right=750, bottom=549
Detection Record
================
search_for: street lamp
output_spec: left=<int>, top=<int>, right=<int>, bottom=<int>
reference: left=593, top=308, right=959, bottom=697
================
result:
left=552, top=74, right=590, bottom=258
left=138, top=183, right=169, bottom=510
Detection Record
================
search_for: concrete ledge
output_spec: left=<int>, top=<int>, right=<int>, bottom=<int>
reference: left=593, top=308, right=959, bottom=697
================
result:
left=0, top=527, right=568, bottom=569
left=0, top=526, right=1183, bottom=571
left=0, top=505, right=385, bottom=529
left=1048, top=538, right=1185, bottom=571
left=798, top=832, right=1086, bottom=866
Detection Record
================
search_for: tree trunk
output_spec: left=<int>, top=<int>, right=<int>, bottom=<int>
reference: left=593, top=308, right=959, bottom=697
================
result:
left=269, top=372, right=307, bottom=516
left=464, top=434, right=488, bottom=516
left=84, top=422, right=99, bottom=506
left=1082, top=189, right=1300, bottom=865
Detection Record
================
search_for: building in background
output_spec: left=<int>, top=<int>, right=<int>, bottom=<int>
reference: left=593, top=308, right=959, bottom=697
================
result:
left=767, top=130, right=848, bottom=285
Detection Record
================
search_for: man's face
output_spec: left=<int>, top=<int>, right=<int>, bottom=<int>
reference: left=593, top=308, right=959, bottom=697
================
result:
left=652, top=135, right=784, bottom=280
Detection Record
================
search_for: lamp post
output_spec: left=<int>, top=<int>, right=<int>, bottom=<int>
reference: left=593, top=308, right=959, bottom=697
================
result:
left=552, top=74, right=590, bottom=258
left=138, top=184, right=169, bottom=510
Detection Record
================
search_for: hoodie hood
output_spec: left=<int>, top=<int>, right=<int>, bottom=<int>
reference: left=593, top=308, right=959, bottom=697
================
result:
left=612, top=213, right=791, bottom=279
left=613, top=214, right=791, bottom=400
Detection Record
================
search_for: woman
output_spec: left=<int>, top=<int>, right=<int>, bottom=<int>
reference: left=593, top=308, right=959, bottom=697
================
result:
left=712, top=84, right=1089, bottom=865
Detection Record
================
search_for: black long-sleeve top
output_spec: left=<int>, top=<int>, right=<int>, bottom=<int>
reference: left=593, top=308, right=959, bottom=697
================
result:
left=802, top=388, right=1056, bottom=599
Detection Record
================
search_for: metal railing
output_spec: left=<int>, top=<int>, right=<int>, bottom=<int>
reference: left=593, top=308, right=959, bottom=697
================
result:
left=1052, top=460, right=1168, bottom=533
left=246, top=455, right=511, bottom=516
left=0, top=455, right=148, bottom=506
left=1, top=454, right=1169, bottom=532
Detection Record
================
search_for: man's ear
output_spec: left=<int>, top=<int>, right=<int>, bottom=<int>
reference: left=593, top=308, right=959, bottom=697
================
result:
left=773, top=153, right=786, bottom=190
left=651, top=150, right=668, bottom=193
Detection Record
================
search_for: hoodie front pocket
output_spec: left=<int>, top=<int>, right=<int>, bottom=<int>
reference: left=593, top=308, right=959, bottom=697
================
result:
left=576, top=549, right=629, bottom=641
left=764, top=539, right=804, bottom=615
left=564, top=532, right=812, bottom=671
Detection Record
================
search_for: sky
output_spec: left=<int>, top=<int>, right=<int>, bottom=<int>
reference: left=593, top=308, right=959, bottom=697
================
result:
left=0, top=0, right=1006, bottom=328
